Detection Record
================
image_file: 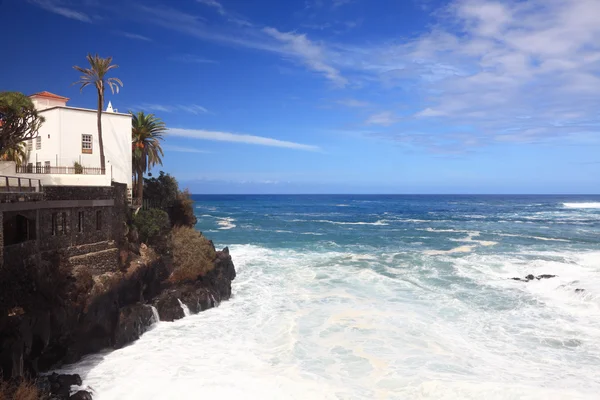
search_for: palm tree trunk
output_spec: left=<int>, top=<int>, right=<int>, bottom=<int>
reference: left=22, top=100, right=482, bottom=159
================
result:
left=137, top=167, right=144, bottom=204
left=97, top=89, right=106, bottom=172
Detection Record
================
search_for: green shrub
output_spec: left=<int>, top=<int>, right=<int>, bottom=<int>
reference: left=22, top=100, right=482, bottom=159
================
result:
left=73, top=162, right=83, bottom=174
left=133, top=208, right=170, bottom=245
left=169, top=189, right=197, bottom=227
left=169, top=227, right=216, bottom=283
left=144, top=171, right=178, bottom=209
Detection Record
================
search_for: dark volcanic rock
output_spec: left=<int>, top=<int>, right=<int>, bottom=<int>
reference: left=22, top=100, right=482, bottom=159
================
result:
left=153, top=290, right=186, bottom=322
left=114, top=304, right=155, bottom=349
left=70, top=390, right=93, bottom=400
left=575, top=288, right=585, bottom=293
left=46, top=373, right=82, bottom=398
left=0, top=245, right=236, bottom=385
left=536, top=274, right=556, bottom=280
left=511, top=274, right=557, bottom=282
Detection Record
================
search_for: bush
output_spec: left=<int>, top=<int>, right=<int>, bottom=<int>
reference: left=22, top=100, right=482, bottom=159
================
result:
left=169, top=189, right=197, bottom=227
left=0, top=379, right=41, bottom=400
left=169, top=227, right=216, bottom=283
left=144, top=172, right=178, bottom=209
left=73, top=162, right=83, bottom=174
left=133, top=209, right=170, bottom=246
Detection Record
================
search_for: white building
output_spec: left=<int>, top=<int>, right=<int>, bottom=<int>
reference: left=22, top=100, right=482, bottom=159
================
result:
left=13, top=91, right=132, bottom=196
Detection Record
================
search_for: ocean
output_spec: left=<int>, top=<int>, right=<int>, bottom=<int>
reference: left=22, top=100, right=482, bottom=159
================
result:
left=64, top=195, right=600, bottom=399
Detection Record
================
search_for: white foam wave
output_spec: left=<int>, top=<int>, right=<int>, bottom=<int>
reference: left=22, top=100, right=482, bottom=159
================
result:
left=563, top=202, right=600, bottom=209
left=497, top=233, right=570, bottom=242
left=314, top=219, right=389, bottom=226
left=335, top=204, right=350, bottom=207
left=61, top=244, right=600, bottom=399
left=216, top=217, right=236, bottom=230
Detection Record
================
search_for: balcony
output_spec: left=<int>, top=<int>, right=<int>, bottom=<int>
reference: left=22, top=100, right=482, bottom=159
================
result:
left=16, top=165, right=105, bottom=175
left=0, top=175, right=44, bottom=203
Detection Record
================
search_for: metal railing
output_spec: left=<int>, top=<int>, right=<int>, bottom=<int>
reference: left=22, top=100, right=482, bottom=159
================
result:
left=16, top=165, right=106, bottom=175
left=0, top=175, right=43, bottom=194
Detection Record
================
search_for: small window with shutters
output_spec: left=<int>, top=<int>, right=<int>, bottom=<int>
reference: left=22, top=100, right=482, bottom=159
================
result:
left=82, top=134, right=93, bottom=154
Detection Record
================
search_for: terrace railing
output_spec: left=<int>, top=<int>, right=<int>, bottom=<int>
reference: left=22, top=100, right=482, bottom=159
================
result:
left=16, top=165, right=105, bottom=175
left=0, top=175, right=43, bottom=202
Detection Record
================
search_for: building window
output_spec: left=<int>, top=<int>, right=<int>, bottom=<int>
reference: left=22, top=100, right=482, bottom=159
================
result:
left=27, top=140, right=32, bottom=152
left=27, top=163, right=33, bottom=173
left=96, top=210, right=102, bottom=230
left=82, top=134, right=93, bottom=154
left=62, top=212, right=68, bottom=234
left=44, top=161, right=51, bottom=173
left=35, top=162, right=41, bottom=173
left=36, top=136, right=42, bottom=150
left=51, top=213, right=57, bottom=236
left=78, top=211, right=84, bottom=233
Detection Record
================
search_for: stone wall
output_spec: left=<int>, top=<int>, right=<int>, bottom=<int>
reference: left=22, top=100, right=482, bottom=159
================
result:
left=1, top=184, right=129, bottom=274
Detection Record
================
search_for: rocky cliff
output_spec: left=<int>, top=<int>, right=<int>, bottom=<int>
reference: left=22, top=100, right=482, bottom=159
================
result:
left=0, top=242, right=236, bottom=398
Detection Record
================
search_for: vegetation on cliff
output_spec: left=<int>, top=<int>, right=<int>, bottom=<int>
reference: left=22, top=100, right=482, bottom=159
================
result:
left=169, top=227, right=216, bottom=283
left=0, top=91, right=45, bottom=155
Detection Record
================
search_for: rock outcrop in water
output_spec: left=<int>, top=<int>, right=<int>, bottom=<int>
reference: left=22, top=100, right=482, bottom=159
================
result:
left=0, top=241, right=236, bottom=398
left=511, top=274, right=557, bottom=282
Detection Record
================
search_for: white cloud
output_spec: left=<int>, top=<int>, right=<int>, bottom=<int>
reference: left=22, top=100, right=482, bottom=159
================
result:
left=332, top=0, right=353, bottom=8
left=28, top=0, right=91, bottom=22
left=169, top=54, right=218, bottom=64
left=163, top=145, right=210, bottom=154
left=264, top=27, right=348, bottom=87
left=336, top=98, right=371, bottom=108
left=168, top=128, right=321, bottom=152
left=119, top=31, right=151, bottom=41
left=327, top=0, right=600, bottom=148
left=131, top=104, right=210, bottom=115
left=196, top=0, right=226, bottom=15
left=178, top=105, right=210, bottom=115
left=366, top=111, right=399, bottom=126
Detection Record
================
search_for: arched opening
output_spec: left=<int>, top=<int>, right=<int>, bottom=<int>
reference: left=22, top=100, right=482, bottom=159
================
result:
left=3, top=213, right=36, bottom=245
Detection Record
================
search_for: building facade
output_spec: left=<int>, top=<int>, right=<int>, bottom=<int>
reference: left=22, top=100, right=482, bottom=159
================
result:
left=22, top=92, right=132, bottom=195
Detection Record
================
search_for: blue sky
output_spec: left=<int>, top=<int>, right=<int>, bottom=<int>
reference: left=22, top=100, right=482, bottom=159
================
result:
left=1, top=0, right=599, bottom=194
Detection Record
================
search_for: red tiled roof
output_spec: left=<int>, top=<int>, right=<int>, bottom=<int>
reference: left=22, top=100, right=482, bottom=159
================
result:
left=29, top=91, right=70, bottom=101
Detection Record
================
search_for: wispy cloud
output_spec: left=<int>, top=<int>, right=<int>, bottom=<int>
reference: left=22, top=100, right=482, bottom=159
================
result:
left=135, top=4, right=346, bottom=86
left=169, top=54, right=218, bottom=64
left=118, top=31, right=152, bottom=41
left=264, top=28, right=347, bottom=87
left=195, top=0, right=252, bottom=26
left=131, top=104, right=210, bottom=115
left=134, top=104, right=173, bottom=113
left=332, top=0, right=353, bottom=8
left=178, top=105, right=210, bottom=115
left=336, top=98, right=371, bottom=108
left=163, top=144, right=211, bottom=154
left=28, top=0, right=91, bottom=22
left=168, top=128, right=321, bottom=152
left=196, top=0, right=226, bottom=15
left=366, top=111, right=399, bottom=126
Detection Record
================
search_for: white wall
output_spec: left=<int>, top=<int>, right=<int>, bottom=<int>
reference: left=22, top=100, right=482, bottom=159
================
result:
left=26, top=107, right=132, bottom=190
left=0, top=161, right=110, bottom=187
left=31, top=97, right=67, bottom=111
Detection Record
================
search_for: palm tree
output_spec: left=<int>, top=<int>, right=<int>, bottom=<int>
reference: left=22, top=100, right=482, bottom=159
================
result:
left=73, top=54, right=123, bottom=173
left=131, top=111, right=166, bottom=202
left=0, top=141, right=27, bottom=165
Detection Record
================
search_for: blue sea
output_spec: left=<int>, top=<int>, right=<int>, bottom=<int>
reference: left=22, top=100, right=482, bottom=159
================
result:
left=67, top=195, right=600, bottom=399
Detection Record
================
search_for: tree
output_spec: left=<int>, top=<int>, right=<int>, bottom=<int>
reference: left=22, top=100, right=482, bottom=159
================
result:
left=131, top=112, right=165, bottom=202
left=144, top=172, right=197, bottom=227
left=73, top=54, right=123, bottom=173
left=0, top=92, right=45, bottom=154
left=0, top=142, right=27, bottom=165
left=143, top=171, right=178, bottom=209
